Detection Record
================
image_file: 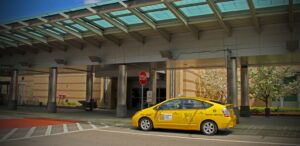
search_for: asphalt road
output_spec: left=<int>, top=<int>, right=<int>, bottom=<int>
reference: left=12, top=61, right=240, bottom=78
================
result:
left=1, top=126, right=300, bottom=146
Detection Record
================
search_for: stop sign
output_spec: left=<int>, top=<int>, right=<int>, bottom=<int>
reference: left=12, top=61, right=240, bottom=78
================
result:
left=139, top=71, right=147, bottom=86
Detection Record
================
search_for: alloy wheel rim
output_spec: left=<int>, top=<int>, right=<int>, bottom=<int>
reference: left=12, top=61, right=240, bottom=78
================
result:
left=203, top=122, right=215, bottom=134
left=141, top=119, right=150, bottom=130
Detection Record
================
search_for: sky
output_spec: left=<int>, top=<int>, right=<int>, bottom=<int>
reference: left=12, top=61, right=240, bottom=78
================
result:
left=0, top=0, right=116, bottom=24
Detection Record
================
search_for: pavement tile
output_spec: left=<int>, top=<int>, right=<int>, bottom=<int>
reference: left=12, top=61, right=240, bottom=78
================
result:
left=67, top=124, right=78, bottom=132
left=80, top=123, right=93, bottom=129
left=0, top=128, right=12, bottom=139
left=51, top=125, right=63, bottom=134
left=31, top=126, right=47, bottom=137
left=8, top=128, right=29, bottom=140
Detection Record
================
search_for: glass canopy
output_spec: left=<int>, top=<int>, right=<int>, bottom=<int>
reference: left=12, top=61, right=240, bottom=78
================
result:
left=0, top=0, right=298, bottom=48
left=253, top=0, right=288, bottom=9
left=217, top=0, right=249, bottom=12
left=84, top=15, right=114, bottom=29
left=139, top=4, right=177, bottom=22
left=109, top=10, right=144, bottom=25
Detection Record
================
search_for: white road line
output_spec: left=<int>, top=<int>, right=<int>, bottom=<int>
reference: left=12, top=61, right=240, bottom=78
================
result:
left=88, top=122, right=97, bottom=129
left=95, top=129, right=300, bottom=146
left=45, top=125, right=52, bottom=136
left=0, top=128, right=18, bottom=141
left=63, top=124, right=68, bottom=133
left=24, top=127, right=36, bottom=138
left=76, top=123, right=83, bottom=131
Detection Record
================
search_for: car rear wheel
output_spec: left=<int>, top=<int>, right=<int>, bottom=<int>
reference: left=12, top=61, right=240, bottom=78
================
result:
left=201, top=120, right=217, bottom=135
left=139, top=117, right=153, bottom=131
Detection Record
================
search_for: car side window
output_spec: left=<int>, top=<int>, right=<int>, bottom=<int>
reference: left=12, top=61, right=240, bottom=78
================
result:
left=159, top=99, right=182, bottom=110
left=203, top=101, right=213, bottom=109
left=182, top=99, right=204, bottom=109
left=182, top=99, right=213, bottom=109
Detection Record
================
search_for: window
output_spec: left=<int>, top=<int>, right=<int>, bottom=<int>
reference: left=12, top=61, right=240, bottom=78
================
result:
left=216, top=0, right=249, bottom=12
left=182, top=99, right=204, bottom=109
left=203, top=102, right=213, bottom=109
left=159, top=99, right=182, bottom=110
left=182, top=99, right=213, bottom=109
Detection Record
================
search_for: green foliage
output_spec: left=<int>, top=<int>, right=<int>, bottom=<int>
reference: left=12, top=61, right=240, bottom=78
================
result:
left=249, top=66, right=300, bottom=108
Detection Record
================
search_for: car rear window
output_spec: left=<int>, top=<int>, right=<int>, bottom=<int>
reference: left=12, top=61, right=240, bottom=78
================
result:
left=203, top=102, right=213, bottom=109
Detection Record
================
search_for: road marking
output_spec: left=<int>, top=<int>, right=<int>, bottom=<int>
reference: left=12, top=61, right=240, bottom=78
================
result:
left=76, top=123, right=83, bottom=131
left=88, top=122, right=97, bottom=129
left=4, top=129, right=95, bottom=142
left=45, top=125, right=52, bottom=136
left=95, top=129, right=300, bottom=146
left=63, top=124, right=68, bottom=133
left=24, top=127, right=36, bottom=138
left=0, top=128, right=18, bottom=141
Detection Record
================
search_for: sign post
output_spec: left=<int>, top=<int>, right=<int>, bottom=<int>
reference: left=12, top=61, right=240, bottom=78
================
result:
left=139, top=71, right=147, bottom=110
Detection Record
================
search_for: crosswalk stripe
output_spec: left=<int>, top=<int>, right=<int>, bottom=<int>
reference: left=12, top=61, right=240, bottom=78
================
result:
left=88, top=122, right=97, bottom=129
left=45, top=125, right=52, bottom=136
left=76, top=123, right=83, bottom=131
left=1, top=128, right=18, bottom=141
left=63, top=124, right=68, bottom=133
left=24, top=127, right=36, bottom=138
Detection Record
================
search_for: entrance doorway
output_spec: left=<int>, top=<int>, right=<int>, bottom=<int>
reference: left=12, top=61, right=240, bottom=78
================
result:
left=0, top=81, right=10, bottom=105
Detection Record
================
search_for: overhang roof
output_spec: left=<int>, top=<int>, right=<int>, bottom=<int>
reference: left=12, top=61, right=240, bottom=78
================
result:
left=0, top=0, right=299, bottom=56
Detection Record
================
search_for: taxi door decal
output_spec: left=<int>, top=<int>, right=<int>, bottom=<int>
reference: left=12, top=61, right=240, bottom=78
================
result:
left=161, top=113, right=172, bottom=121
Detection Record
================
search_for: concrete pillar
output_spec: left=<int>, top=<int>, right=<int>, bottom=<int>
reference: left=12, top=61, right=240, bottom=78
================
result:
left=85, top=66, right=93, bottom=111
left=47, top=67, right=57, bottom=113
left=170, top=69, right=176, bottom=98
left=8, top=69, right=18, bottom=110
left=240, top=65, right=250, bottom=117
left=116, top=65, right=127, bottom=117
left=150, top=70, right=157, bottom=105
left=227, top=55, right=239, bottom=121
left=103, top=77, right=109, bottom=105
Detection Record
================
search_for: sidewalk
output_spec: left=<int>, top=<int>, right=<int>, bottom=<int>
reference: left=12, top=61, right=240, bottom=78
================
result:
left=1, top=106, right=300, bottom=138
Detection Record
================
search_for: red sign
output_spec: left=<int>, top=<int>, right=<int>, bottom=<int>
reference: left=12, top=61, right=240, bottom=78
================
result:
left=139, top=71, right=147, bottom=86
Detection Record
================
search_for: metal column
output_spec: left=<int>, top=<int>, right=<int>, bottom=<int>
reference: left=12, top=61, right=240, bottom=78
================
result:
left=116, top=65, right=127, bottom=117
left=8, top=69, right=18, bottom=110
left=170, top=69, right=176, bottom=98
left=150, top=70, right=157, bottom=105
left=86, top=66, right=93, bottom=111
left=227, top=55, right=239, bottom=121
left=47, top=67, right=57, bottom=113
left=240, top=65, right=250, bottom=117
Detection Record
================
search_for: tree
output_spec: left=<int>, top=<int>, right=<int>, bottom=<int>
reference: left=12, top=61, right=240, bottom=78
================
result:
left=194, top=69, right=227, bottom=102
left=249, top=66, right=300, bottom=117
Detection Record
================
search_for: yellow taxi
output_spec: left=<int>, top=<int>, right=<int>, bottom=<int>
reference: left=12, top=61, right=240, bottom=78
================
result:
left=132, top=97, right=236, bottom=135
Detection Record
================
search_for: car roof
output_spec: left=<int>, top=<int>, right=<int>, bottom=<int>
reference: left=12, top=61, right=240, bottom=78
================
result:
left=171, top=97, right=209, bottom=101
left=169, top=97, right=225, bottom=105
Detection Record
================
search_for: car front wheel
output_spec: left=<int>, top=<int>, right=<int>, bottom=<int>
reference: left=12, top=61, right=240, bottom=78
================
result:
left=139, top=117, right=153, bottom=131
left=201, top=120, right=217, bottom=135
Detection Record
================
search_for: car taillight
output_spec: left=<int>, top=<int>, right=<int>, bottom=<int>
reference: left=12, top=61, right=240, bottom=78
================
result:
left=222, top=107, right=230, bottom=117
